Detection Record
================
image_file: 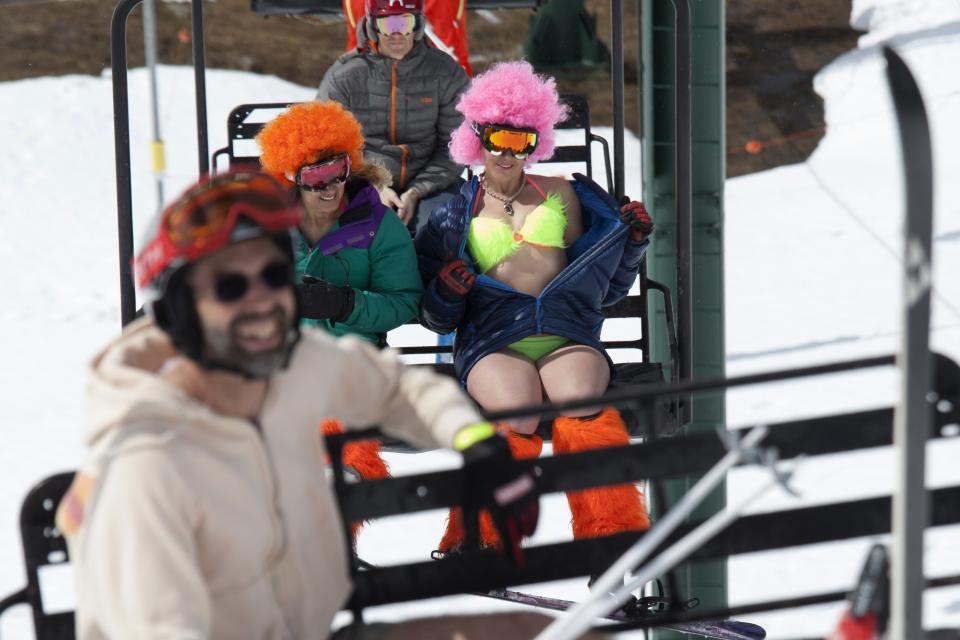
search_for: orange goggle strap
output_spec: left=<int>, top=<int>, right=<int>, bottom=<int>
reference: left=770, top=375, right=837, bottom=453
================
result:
left=134, top=175, right=302, bottom=289
left=473, top=123, right=540, bottom=157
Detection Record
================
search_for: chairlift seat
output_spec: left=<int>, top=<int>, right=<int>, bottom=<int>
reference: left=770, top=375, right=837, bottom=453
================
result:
left=0, top=472, right=76, bottom=640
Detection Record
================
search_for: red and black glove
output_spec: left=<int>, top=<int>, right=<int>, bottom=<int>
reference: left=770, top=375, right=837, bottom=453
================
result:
left=436, top=259, right=476, bottom=303
left=619, top=200, right=655, bottom=241
left=457, top=424, right=540, bottom=567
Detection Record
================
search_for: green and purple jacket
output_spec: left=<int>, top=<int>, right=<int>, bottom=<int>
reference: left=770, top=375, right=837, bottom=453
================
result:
left=295, top=180, right=423, bottom=345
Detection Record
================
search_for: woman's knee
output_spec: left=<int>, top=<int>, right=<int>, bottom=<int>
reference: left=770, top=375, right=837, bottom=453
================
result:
left=502, top=416, right=540, bottom=435
left=540, top=349, right=610, bottom=404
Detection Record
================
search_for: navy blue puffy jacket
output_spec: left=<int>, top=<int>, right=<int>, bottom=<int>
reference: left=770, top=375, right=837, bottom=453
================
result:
left=414, top=173, right=649, bottom=385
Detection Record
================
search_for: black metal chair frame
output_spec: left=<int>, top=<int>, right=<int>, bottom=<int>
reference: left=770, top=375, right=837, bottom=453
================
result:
left=0, top=472, right=76, bottom=640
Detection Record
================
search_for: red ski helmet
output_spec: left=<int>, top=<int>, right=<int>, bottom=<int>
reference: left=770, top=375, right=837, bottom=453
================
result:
left=135, top=171, right=303, bottom=375
left=365, top=0, right=423, bottom=17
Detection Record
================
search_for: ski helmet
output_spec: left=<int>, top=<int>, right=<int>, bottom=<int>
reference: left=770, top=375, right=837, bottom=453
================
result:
left=365, top=0, right=423, bottom=17
left=134, top=171, right=303, bottom=373
left=362, top=0, right=425, bottom=44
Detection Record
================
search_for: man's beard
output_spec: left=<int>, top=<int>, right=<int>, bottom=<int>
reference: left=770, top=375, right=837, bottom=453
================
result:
left=203, top=305, right=296, bottom=378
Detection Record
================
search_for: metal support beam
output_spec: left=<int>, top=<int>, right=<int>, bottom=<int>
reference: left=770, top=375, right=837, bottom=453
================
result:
left=642, top=2, right=727, bottom=636
left=612, top=0, right=625, bottom=201
left=673, top=0, right=693, bottom=423
left=191, top=0, right=209, bottom=176
left=143, top=0, right=164, bottom=212
left=110, top=0, right=142, bottom=326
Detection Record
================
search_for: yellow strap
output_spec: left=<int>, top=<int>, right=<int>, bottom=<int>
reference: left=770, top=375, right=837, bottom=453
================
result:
left=150, top=140, right=166, bottom=173
left=453, top=421, right=496, bottom=451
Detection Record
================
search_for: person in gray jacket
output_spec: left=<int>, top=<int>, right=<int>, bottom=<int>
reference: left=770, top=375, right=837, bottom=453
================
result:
left=318, top=0, right=469, bottom=234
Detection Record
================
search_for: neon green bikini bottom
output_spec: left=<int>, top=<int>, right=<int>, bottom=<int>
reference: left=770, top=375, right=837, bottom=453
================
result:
left=506, top=334, right=570, bottom=361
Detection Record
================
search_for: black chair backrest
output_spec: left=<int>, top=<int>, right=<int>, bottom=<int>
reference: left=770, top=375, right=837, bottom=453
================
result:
left=0, top=472, right=76, bottom=639
left=212, top=94, right=612, bottom=190
left=543, top=93, right=613, bottom=194
left=211, top=102, right=296, bottom=172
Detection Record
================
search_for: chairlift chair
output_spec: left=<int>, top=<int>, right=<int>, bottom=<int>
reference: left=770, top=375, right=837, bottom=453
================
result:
left=0, top=472, right=76, bottom=640
left=210, top=94, right=680, bottom=438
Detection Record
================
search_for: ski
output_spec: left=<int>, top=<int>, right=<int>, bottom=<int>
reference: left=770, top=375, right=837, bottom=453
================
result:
left=882, top=44, right=935, bottom=640
left=477, top=588, right=766, bottom=640
left=356, top=558, right=764, bottom=639
left=826, top=544, right=889, bottom=640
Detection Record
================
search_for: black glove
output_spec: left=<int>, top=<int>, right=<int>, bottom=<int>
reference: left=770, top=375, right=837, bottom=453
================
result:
left=456, top=423, right=540, bottom=567
left=619, top=199, right=655, bottom=241
left=297, top=275, right=355, bottom=323
left=436, top=259, right=476, bottom=303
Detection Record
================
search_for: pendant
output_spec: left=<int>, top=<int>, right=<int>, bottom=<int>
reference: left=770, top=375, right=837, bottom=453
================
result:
left=504, top=202, right=514, bottom=216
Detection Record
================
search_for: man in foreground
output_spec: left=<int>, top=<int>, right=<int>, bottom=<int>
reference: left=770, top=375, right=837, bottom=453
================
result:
left=56, top=171, right=541, bottom=639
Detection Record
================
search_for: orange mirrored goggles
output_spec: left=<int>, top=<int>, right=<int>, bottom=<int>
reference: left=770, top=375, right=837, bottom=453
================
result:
left=134, top=172, right=302, bottom=289
left=473, top=123, right=540, bottom=160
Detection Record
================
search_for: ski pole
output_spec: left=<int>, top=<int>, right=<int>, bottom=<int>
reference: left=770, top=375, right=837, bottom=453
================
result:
left=535, top=424, right=771, bottom=640
left=605, top=470, right=791, bottom=621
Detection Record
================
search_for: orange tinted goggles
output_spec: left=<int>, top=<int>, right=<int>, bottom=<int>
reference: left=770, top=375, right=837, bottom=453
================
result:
left=474, top=123, right=539, bottom=160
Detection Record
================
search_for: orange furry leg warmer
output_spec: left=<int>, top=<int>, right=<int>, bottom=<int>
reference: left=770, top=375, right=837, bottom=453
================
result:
left=552, top=408, right=650, bottom=539
left=321, top=419, right=390, bottom=538
left=437, top=428, right=543, bottom=553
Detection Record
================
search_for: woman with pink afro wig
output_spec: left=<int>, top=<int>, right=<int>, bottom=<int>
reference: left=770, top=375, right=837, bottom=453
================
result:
left=415, top=60, right=658, bottom=571
left=448, top=60, right=568, bottom=166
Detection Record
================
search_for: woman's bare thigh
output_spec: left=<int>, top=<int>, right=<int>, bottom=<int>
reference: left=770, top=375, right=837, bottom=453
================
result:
left=466, top=350, right=543, bottom=434
left=537, top=344, right=610, bottom=417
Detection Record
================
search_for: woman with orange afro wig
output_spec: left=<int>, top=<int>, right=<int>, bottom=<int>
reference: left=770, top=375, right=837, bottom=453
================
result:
left=415, top=61, right=657, bottom=565
left=258, top=101, right=425, bottom=529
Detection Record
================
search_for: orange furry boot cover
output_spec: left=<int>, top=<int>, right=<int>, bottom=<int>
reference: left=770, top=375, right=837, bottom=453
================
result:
left=436, top=429, right=543, bottom=553
left=320, top=419, right=390, bottom=480
left=552, top=408, right=650, bottom=538
left=320, top=419, right=390, bottom=538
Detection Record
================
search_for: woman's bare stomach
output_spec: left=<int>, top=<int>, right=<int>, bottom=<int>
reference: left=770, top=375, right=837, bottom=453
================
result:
left=485, top=245, right=567, bottom=296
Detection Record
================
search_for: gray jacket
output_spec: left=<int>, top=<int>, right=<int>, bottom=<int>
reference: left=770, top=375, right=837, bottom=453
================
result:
left=318, top=23, right=468, bottom=197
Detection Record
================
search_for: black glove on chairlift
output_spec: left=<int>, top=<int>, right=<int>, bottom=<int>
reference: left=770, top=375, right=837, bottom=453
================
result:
left=459, top=433, right=540, bottom=567
left=297, top=275, right=356, bottom=324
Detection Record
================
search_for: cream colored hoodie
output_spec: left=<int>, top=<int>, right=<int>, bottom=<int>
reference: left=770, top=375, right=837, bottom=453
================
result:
left=59, top=318, right=482, bottom=640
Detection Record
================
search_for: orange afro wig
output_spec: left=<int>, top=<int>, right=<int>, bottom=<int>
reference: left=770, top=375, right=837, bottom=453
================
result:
left=257, top=101, right=366, bottom=186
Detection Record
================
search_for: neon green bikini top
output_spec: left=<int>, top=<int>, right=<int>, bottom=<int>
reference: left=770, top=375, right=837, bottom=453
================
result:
left=467, top=176, right=567, bottom=274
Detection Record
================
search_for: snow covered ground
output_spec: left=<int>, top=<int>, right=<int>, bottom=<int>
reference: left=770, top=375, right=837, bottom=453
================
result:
left=1, top=1, right=959, bottom=638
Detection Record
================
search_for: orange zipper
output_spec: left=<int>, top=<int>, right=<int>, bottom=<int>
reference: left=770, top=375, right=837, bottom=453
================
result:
left=390, top=61, right=398, bottom=144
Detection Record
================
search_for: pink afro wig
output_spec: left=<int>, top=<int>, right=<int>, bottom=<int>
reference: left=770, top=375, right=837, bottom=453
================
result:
left=449, top=60, right=568, bottom=166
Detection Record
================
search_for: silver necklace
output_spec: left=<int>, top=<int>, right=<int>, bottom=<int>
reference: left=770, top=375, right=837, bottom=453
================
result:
left=481, top=174, right=525, bottom=216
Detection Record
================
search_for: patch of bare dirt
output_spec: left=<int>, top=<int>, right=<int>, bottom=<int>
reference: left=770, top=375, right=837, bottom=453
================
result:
left=0, top=0, right=859, bottom=177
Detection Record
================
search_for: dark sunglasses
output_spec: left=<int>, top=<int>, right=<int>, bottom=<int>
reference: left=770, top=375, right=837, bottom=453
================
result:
left=212, top=261, right=292, bottom=302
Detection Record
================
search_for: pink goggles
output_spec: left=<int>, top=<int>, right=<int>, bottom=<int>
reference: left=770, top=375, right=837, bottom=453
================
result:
left=375, top=13, right=417, bottom=36
left=293, top=154, right=351, bottom=191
